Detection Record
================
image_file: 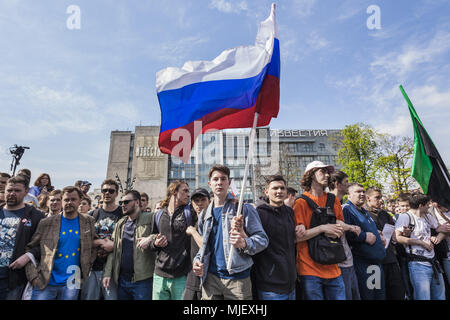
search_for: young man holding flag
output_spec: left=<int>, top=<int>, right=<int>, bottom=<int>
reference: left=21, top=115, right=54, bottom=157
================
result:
left=192, top=165, right=268, bottom=300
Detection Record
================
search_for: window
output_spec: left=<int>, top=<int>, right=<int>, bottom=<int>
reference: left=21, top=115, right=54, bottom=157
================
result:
left=319, top=143, right=325, bottom=151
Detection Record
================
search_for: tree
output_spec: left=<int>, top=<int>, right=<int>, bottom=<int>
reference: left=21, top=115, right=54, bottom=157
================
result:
left=376, top=135, right=415, bottom=196
left=333, top=123, right=381, bottom=189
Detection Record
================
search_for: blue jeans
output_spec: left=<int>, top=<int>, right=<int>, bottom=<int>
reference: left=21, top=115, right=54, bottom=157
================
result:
left=300, top=275, right=346, bottom=300
left=353, top=259, right=385, bottom=300
left=31, top=285, right=79, bottom=300
left=118, top=277, right=152, bottom=300
left=408, top=261, right=445, bottom=300
left=340, top=266, right=361, bottom=300
left=257, top=289, right=296, bottom=300
left=442, top=259, right=450, bottom=286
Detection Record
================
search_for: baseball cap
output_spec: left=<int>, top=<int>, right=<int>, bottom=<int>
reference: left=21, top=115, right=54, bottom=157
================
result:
left=304, top=161, right=334, bottom=175
left=191, top=188, right=210, bottom=200
left=81, top=180, right=92, bottom=186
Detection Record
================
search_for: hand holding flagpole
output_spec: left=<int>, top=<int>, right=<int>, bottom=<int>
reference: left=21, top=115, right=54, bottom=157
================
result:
left=226, top=112, right=259, bottom=270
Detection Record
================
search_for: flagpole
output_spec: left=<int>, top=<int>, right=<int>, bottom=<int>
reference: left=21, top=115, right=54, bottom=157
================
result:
left=226, top=112, right=259, bottom=270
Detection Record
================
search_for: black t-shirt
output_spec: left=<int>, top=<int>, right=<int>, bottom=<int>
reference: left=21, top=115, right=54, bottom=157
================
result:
left=90, top=206, right=123, bottom=271
left=120, top=218, right=136, bottom=281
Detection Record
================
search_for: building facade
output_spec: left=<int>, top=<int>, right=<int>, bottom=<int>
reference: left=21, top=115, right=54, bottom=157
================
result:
left=106, top=126, right=342, bottom=208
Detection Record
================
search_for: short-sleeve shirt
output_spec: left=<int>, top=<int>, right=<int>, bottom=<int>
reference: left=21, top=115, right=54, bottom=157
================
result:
left=395, top=212, right=438, bottom=264
left=293, top=191, right=344, bottom=279
left=0, top=208, right=25, bottom=267
left=91, top=206, right=123, bottom=271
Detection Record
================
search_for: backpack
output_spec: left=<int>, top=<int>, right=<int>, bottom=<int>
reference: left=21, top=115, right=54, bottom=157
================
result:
left=299, top=193, right=346, bottom=265
left=155, top=205, right=192, bottom=232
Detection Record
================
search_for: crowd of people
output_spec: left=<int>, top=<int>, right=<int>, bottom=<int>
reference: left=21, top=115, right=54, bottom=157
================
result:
left=0, top=161, right=449, bottom=300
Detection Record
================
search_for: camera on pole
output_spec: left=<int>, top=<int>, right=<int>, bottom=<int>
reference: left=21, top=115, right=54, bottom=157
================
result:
left=9, top=144, right=30, bottom=176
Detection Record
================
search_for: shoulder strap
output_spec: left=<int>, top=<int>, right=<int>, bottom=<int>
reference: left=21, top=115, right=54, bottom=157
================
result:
left=406, top=212, right=415, bottom=230
left=155, top=209, right=164, bottom=232
left=325, top=193, right=336, bottom=211
left=299, top=194, right=319, bottom=211
left=405, top=212, right=415, bottom=254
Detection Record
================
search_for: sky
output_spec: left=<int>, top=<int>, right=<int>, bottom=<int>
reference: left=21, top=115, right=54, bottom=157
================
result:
left=0, top=0, right=449, bottom=190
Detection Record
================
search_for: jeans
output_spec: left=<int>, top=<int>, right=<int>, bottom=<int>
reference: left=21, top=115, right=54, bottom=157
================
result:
left=300, top=275, right=346, bottom=300
left=353, top=259, right=385, bottom=300
left=257, top=289, right=295, bottom=300
left=117, top=277, right=152, bottom=300
left=408, top=261, right=445, bottom=300
left=31, top=285, right=80, bottom=300
left=80, top=270, right=117, bottom=300
left=442, top=259, right=450, bottom=286
left=153, top=274, right=187, bottom=300
left=340, top=266, right=361, bottom=300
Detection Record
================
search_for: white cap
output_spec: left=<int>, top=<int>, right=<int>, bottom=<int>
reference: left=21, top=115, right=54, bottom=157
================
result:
left=304, top=161, right=334, bottom=175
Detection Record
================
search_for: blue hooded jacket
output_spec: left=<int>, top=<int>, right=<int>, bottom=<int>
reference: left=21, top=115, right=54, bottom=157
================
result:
left=343, top=201, right=386, bottom=264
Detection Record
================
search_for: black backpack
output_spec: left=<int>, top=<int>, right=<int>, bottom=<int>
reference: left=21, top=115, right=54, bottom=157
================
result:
left=299, top=193, right=346, bottom=265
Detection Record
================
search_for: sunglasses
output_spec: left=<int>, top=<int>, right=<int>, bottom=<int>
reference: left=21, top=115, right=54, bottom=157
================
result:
left=119, top=199, right=137, bottom=206
left=101, top=188, right=116, bottom=194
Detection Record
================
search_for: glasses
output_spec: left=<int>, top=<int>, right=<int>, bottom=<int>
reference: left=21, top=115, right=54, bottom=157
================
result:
left=119, top=199, right=137, bottom=206
left=101, top=188, right=116, bottom=194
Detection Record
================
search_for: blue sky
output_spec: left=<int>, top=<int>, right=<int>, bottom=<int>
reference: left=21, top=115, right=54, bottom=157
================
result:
left=0, top=0, right=449, bottom=190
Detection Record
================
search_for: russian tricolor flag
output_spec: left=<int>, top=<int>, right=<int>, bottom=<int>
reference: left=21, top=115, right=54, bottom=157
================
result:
left=156, top=4, right=280, bottom=161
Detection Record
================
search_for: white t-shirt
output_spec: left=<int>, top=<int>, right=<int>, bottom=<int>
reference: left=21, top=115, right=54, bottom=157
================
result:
left=431, top=208, right=450, bottom=259
left=395, top=212, right=439, bottom=264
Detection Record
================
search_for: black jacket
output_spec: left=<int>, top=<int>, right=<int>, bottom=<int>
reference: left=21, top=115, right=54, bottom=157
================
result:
left=0, top=204, right=45, bottom=289
left=252, top=203, right=297, bottom=294
left=150, top=205, right=192, bottom=278
left=366, top=206, right=399, bottom=265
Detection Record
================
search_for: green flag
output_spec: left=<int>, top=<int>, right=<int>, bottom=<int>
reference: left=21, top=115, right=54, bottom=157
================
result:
left=400, top=85, right=450, bottom=208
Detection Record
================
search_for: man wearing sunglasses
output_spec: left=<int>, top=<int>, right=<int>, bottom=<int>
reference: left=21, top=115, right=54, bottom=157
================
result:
left=80, top=179, right=123, bottom=300
left=102, top=190, right=155, bottom=300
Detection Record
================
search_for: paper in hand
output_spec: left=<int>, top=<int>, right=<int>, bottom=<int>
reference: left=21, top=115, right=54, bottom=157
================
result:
left=382, top=224, right=395, bottom=248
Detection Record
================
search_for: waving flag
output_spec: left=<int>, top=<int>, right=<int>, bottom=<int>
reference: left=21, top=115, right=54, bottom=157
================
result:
left=400, top=85, right=450, bottom=208
left=156, top=4, right=280, bottom=161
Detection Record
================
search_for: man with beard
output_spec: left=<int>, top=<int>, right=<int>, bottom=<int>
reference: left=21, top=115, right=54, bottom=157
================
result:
left=25, top=186, right=96, bottom=300
left=102, top=190, right=155, bottom=300
left=0, top=173, right=11, bottom=208
left=81, top=179, right=123, bottom=300
left=0, top=175, right=45, bottom=300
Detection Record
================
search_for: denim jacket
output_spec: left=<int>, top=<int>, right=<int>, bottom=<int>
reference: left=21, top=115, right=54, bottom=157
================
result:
left=194, top=193, right=268, bottom=284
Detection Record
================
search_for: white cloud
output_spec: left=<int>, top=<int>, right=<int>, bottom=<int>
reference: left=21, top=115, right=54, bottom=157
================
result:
left=291, top=0, right=317, bottom=18
left=209, top=0, right=248, bottom=14
left=370, top=31, right=450, bottom=77
left=306, top=31, right=329, bottom=50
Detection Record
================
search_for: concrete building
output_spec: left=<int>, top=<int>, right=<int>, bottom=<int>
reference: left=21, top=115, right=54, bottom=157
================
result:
left=106, top=126, right=342, bottom=207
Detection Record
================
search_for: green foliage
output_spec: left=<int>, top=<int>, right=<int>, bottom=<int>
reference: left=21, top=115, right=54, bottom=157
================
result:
left=375, top=135, right=414, bottom=196
left=333, top=123, right=415, bottom=196
left=333, top=123, right=381, bottom=189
